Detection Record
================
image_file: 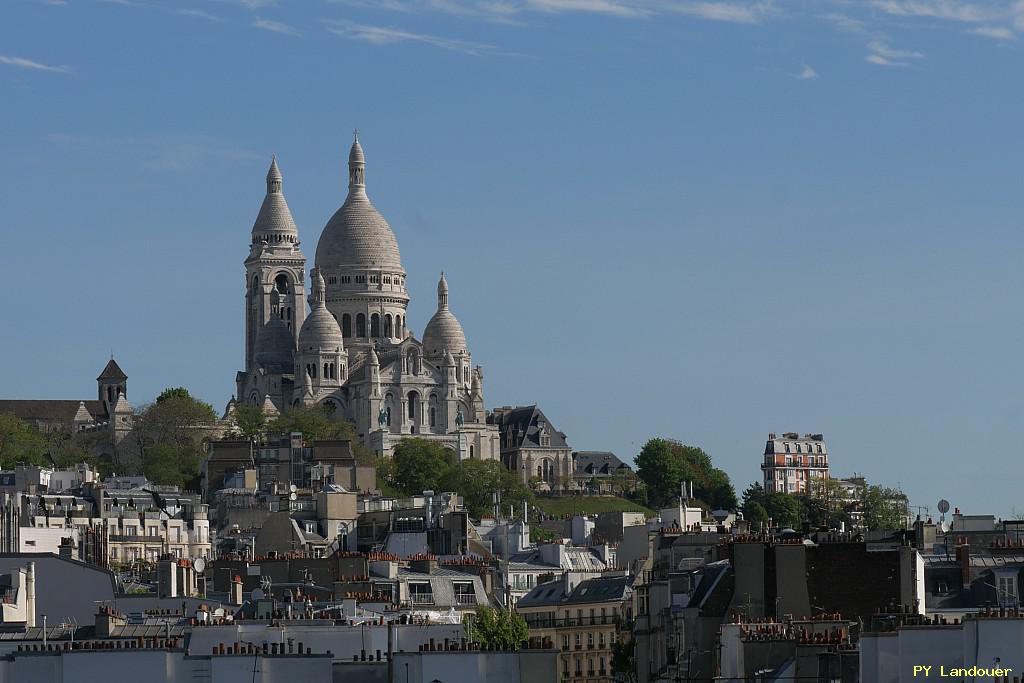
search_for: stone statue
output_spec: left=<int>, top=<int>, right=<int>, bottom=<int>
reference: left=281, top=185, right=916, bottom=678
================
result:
left=378, top=406, right=390, bottom=429
left=455, top=407, right=465, bottom=429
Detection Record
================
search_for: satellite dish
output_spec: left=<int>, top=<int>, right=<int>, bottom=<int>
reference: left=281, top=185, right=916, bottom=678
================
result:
left=939, top=521, right=950, bottom=534
left=937, top=499, right=950, bottom=514
left=289, top=492, right=297, bottom=501
left=193, top=557, right=206, bottom=573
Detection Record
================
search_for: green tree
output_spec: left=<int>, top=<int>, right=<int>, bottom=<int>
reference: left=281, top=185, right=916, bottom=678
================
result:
left=441, top=458, right=534, bottom=519
left=390, top=438, right=453, bottom=495
left=612, top=638, right=636, bottom=683
left=763, top=492, right=802, bottom=528
left=0, top=413, right=47, bottom=468
left=231, top=405, right=266, bottom=443
left=267, top=405, right=353, bottom=442
left=859, top=484, right=908, bottom=530
left=745, top=501, right=769, bottom=527
left=799, top=477, right=852, bottom=529
left=635, top=438, right=736, bottom=510
left=128, top=388, right=218, bottom=486
left=635, top=439, right=684, bottom=509
left=468, top=605, right=528, bottom=650
left=741, top=482, right=766, bottom=519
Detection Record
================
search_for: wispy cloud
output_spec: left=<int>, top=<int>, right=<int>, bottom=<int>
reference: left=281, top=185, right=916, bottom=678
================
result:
left=177, top=8, right=224, bottom=21
left=670, top=1, right=772, bottom=24
left=46, top=132, right=261, bottom=172
left=968, top=24, right=1015, bottom=39
left=865, top=40, right=925, bottom=66
left=791, top=63, right=818, bottom=80
left=869, top=0, right=996, bottom=24
left=0, top=54, right=73, bottom=74
left=526, top=0, right=648, bottom=18
left=324, top=19, right=497, bottom=54
left=253, top=17, right=301, bottom=35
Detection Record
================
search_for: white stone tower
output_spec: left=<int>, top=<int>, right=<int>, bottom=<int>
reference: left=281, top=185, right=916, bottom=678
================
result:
left=237, top=157, right=307, bottom=408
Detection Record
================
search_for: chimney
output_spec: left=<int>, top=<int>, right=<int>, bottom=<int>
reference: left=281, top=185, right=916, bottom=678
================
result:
left=955, top=540, right=970, bottom=585
left=230, top=575, right=244, bottom=606
left=25, top=562, right=36, bottom=628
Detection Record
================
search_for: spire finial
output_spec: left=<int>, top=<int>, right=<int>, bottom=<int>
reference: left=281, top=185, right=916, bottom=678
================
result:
left=348, top=132, right=366, bottom=193
left=437, top=272, right=449, bottom=310
left=267, top=155, right=283, bottom=194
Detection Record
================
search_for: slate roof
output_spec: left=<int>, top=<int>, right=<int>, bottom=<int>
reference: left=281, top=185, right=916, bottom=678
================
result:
left=517, top=575, right=632, bottom=608
left=0, top=400, right=106, bottom=423
left=97, top=358, right=128, bottom=381
left=487, top=405, right=569, bottom=450
left=573, top=451, right=632, bottom=477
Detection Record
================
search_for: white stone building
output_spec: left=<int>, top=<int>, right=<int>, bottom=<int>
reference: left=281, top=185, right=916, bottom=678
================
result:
left=234, top=135, right=499, bottom=461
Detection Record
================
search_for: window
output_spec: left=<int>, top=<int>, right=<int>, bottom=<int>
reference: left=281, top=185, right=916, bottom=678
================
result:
left=587, top=633, right=594, bottom=648
left=997, top=575, right=1019, bottom=606
left=409, top=582, right=434, bottom=605
left=575, top=633, right=581, bottom=649
left=562, top=635, right=569, bottom=651
left=274, top=273, right=290, bottom=294
left=342, top=314, right=352, bottom=338
left=356, top=313, right=366, bottom=337
left=371, top=313, right=380, bottom=337
left=784, top=443, right=790, bottom=453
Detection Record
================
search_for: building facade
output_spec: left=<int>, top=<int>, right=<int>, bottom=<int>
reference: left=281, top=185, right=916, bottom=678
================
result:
left=233, top=137, right=499, bottom=461
left=761, top=432, right=829, bottom=494
left=488, top=406, right=572, bottom=490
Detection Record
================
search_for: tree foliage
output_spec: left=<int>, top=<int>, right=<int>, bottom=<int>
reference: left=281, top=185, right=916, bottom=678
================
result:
left=440, top=458, right=534, bottom=519
left=634, top=438, right=736, bottom=510
left=0, top=413, right=48, bottom=468
left=265, top=405, right=373, bottom=463
left=859, top=483, right=908, bottom=530
left=378, top=441, right=534, bottom=519
left=468, top=606, right=528, bottom=651
left=390, top=438, right=453, bottom=494
left=741, top=483, right=801, bottom=528
left=231, top=405, right=266, bottom=443
left=129, top=388, right=217, bottom=488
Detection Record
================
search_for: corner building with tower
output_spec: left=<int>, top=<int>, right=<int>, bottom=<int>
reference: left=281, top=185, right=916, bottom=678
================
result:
left=234, top=135, right=500, bottom=461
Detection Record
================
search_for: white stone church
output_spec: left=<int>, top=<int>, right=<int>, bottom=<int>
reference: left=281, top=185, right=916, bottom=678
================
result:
left=232, top=134, right=500, bottom=461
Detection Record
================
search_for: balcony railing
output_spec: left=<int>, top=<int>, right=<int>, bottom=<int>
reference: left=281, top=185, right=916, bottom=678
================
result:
left=410, top=594, right=435, bottom=605
left=455, top=594, right=477, bottom=606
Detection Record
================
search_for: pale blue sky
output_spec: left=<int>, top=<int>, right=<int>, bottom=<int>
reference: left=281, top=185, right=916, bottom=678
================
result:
left=3, top=0, right=1024, bottom=517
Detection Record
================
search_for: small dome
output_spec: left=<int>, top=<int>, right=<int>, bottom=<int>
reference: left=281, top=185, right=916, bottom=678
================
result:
left=254, top=317, right=295, bottom=374
left=423, top=272, right=467, bottom=358
left=298, top=308, right=343, bottom=351
left=298, top=268, right=344, bottom=352
left=423, top=309, right=467, bottom=358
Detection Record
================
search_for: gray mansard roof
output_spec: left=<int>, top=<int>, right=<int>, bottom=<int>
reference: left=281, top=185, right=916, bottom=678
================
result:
left=573, top=451, right=631, bottom=477
left=487, top=405, right=569, bottom=450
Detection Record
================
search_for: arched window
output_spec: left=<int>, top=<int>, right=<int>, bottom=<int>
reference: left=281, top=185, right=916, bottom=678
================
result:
left=470, top=445, right=475, bottom=458
left=356, top=313, right=366, bottom=337
left=370, top=313, right=380, bottom=337
left=342, top=314, right=352, bottom=338
left=324, top=363, right=329, bottom=379
left=274, top=273, right=290, bottom=294
left=383, top=314, right=392, bottom=338
left=396, top=315, right=402, bottom=339
left=385, top=394, right=394, bottom=426
left=408, top=391, right=419, bottom=420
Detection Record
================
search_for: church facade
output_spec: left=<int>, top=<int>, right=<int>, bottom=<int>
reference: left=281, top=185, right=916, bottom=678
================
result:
left=233, top=135, right=500, bottom=461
